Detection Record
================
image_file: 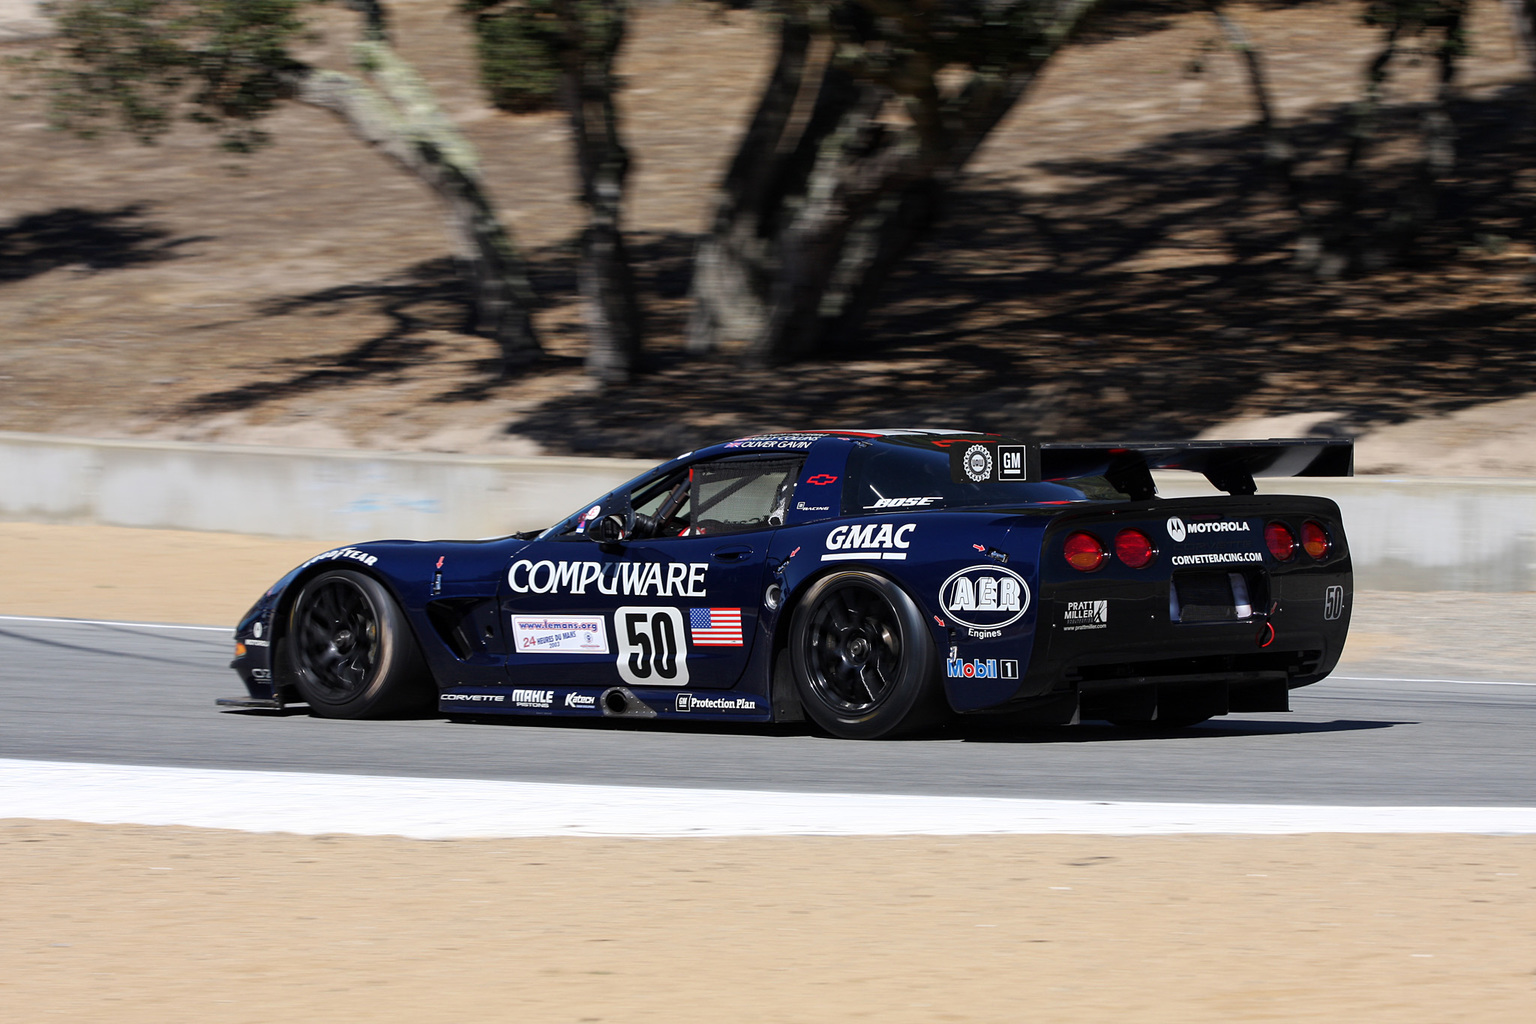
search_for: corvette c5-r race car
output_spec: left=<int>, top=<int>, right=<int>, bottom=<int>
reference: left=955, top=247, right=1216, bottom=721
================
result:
left=223, top=430, right=1354, bottom=739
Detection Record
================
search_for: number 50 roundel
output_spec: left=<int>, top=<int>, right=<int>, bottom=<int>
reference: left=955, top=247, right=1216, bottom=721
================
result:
left=615, top=606, right=690, bottom=687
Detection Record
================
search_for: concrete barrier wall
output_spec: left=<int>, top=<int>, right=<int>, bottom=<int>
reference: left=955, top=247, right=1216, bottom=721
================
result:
left=0, top=432, right=651, bottom=542
left=2, top=431, right=1532, bottom=591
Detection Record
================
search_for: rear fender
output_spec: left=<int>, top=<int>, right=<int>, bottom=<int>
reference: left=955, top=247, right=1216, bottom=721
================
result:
left=775, top=515, right=1047, bottom=714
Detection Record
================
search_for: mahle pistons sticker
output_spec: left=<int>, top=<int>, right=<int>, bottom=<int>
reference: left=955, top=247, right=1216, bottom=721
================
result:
left=939, top=564, right=1030, bottom=636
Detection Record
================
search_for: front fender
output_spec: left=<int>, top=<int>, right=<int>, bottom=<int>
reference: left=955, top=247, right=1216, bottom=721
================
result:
left=230, top=540, right=474, bottom=702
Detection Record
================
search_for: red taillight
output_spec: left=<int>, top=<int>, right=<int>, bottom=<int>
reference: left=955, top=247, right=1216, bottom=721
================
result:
left=1064, top=531, right=1105, bottom=572
left=1301, top=520, right=1330, bottom=560
left=1265, top=521, right=1296, bottom=561
left=1114, top=528, right=1156, bottom=569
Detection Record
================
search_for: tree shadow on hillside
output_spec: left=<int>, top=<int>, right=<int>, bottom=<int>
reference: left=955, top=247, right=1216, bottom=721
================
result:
left=181, top=233, right=697, bottom=415
left=504, top=83, right=1536, bottom=458
left=177, top=83, right=1536, bottom=456
left=0, top=204, right=205, bottom=283
left=180, top=257, right=485, bottom=414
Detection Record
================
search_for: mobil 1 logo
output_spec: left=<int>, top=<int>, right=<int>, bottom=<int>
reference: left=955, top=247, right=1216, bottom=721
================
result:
left=615, top=606, right=690, bottom=687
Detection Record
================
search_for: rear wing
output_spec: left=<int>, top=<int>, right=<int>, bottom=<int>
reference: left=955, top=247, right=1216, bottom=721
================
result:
left=950, top=438, right=1352, bottom=499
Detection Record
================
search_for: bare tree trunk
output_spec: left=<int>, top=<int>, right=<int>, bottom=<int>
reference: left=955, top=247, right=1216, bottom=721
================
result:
left=284, top=40, right=541, bottom=372
left=1506, top=0, right=1536, bottom=78
left=1212, top=5, right=1318, bottom=248
left=806, top=72, right=1045, bottom=359
left=1293, top=19, right=1400, bottom=277
left=1392, top=4, right=1463, bottom=262
left=689, top=0, right=1099, bottom=365
left=1219, top=1, right=1466, bottom=276
left=688, top=8, right=844, bottom=355
left=553, top=0, right=641, bottom=384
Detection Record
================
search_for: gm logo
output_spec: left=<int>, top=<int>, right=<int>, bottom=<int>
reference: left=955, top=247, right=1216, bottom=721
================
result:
left=1323, top=585, right=1345, bottom=621
left=998, top=445, right=1026, bottom=480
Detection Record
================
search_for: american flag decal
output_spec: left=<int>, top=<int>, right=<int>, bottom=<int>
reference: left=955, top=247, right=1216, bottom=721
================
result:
left=689, top=607, right=744, bottom=646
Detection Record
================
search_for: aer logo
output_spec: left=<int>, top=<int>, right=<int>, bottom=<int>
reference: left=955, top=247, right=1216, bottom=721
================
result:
left=939, top=565, right=1030, bottom=634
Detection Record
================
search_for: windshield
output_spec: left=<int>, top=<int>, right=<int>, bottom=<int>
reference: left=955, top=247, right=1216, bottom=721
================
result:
left=842, top=442, right=1118, bottom=514
left=540, top=455, right=805, bottom=540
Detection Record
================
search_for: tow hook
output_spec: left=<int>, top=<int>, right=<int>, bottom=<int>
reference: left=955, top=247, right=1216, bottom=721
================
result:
left=1256, top=601, right=1278, bottom=647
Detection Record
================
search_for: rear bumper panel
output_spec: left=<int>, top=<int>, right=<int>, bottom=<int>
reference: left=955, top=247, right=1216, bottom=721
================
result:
left=986, top=494, right=1352, bottom=720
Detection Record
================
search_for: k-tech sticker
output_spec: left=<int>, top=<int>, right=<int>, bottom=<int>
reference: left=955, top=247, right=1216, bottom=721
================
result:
left=615, top=606, right=690, bottom=687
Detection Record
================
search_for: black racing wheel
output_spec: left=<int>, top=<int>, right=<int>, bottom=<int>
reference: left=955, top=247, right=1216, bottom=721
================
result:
left=789, top=571, right=943, bottom=739
left=286, top=569, right=431, bottom=718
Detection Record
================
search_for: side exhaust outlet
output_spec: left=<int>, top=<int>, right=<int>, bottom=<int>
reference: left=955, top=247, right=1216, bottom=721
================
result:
left=600, top=687, right=658, bottom=719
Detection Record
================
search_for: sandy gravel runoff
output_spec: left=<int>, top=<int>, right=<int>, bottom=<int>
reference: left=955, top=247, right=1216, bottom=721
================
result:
left=2, top=823, right=1534, bottom=1023
left=3, top=520, right=1535, bottom=1020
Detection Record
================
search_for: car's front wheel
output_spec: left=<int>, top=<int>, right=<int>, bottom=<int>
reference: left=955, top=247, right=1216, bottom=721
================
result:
left=789, top=571, right=943, bottom=739
left=287, top=569, right=431, bottom=718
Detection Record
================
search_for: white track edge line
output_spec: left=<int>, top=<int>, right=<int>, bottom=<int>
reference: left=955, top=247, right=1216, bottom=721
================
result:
left=0, top=614, right=228, bottom=632
left=1331, top=675, right=1536, bottom=688
left=3, top=759, right=1535, bottom=838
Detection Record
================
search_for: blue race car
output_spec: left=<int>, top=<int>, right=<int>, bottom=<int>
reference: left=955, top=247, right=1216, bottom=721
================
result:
left=224, top=430, right=1354, bottom=739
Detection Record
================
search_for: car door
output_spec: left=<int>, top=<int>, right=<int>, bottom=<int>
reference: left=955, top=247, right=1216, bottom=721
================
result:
left=499, top=455, right=801, bottom=691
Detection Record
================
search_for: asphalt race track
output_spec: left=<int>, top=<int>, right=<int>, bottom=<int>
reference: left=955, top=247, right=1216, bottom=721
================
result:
left=2, top=615, right=1533, bottom=806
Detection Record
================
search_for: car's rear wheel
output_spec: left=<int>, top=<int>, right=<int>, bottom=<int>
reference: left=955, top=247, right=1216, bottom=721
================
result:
left=789, top=571, right=943, bottom=739
left=287, top=569, right=431, bottom=718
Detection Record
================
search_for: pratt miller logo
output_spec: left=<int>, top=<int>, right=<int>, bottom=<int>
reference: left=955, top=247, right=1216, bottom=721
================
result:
left=1063, top=600, right=1108, bottom=631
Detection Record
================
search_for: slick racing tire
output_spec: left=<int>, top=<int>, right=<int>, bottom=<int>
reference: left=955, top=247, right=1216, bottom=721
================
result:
left=287, top=569, right=432, bottom=719
left=789, top=571, right=943, bottom=740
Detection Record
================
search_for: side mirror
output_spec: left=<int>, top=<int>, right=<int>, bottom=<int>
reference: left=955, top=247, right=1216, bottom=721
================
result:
left=591, top=514, right=627, bottom=548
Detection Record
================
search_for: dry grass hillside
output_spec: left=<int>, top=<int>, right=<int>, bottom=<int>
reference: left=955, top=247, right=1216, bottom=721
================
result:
left=2, top=0, right=1534, bottom=471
